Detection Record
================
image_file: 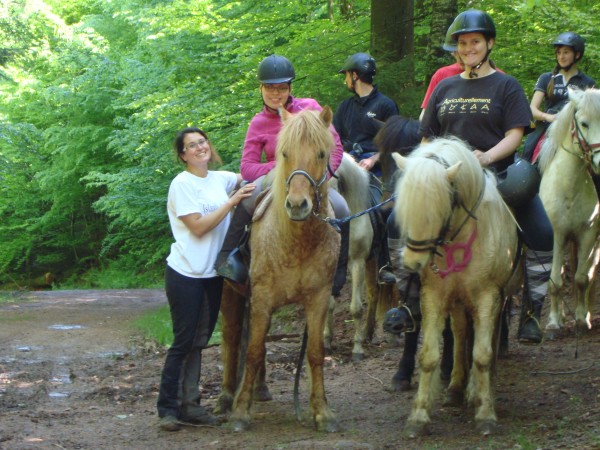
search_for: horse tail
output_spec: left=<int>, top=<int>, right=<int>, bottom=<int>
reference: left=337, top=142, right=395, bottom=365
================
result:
left=331, top=153, right=370, bottom=214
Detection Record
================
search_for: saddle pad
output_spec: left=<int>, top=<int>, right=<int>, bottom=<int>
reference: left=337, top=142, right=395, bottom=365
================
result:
left=253, top=189, right=272, bottom=222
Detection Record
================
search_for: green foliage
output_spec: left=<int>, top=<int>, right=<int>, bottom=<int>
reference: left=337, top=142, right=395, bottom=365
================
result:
left=1, top=0, right=598, bottom=285
left=134, top=305, right=222, bottom=348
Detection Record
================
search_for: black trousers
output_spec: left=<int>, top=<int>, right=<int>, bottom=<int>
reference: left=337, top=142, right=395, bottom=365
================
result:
left=157, top=265, right=222, bottom=418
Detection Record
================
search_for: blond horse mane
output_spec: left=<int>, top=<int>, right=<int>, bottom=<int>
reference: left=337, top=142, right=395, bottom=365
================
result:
left=538, top=87, right=600, bottom=174
left=270, top=108, right=334, bottom=235
left=329, top=153, right=371, bottom=214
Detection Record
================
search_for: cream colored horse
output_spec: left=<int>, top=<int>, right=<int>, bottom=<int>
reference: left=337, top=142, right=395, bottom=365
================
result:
left=392, top=137, right=520, bottom=436
left=226, top=107, right=340, bottom=432
left=538, top=87, right=600, bottom=335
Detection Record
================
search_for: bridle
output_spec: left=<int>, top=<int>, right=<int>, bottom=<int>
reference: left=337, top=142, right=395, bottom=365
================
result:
left=562, top=110, right=600, bottom=167
left=404, top=155, right=486, bottom=275
left=285, top=165, right=329, bottom=216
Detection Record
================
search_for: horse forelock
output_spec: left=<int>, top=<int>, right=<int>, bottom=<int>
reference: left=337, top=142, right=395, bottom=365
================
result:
left=396, top=138, right=491, bottom=241
left=271, top=109, right=334, bottom=225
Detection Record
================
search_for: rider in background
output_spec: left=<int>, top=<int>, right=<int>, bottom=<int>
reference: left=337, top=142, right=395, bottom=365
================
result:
left=216, top=55, right=350, bottom=297
left=523, top=32, right=596, bottom=162
left=333, top=52, right=399, bottom=285
left=420, top=9, right=553, bottom=344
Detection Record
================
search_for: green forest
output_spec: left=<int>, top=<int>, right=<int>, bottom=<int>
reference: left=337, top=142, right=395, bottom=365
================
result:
left=1, top=0, right=598, bottom=289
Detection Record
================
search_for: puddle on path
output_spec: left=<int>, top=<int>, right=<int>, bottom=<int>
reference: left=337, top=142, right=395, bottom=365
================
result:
left=48, top=324, right=84, bottom=330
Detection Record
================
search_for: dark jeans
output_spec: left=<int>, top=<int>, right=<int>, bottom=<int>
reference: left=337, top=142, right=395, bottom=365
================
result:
left=157, top=265, right=223, bottom=418
left=514, top=194, right=554, bottom=252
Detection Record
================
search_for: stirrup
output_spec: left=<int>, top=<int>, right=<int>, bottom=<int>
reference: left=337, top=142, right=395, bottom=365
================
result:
left=518, top=313, right=543, bottom=344
left=378, top=264, right=397, bottom=285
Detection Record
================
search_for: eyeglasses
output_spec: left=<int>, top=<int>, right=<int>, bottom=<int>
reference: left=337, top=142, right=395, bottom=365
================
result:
left=262, top=84, right=290, bottom=93
left=185, top=138, right=208, bottom=151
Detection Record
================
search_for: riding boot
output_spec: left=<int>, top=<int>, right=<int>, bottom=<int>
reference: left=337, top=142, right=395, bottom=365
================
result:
left=216, top=203, right=253, bottom=285
left=518, top=249, right=552, bottom=344
left=332, top=220, right=350, bottom=297
left=377, top=233, right=396, bottom=285
left=179, top=349, right=221, bottom=425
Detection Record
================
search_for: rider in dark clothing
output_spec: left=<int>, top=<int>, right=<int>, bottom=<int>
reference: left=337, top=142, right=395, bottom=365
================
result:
left=334, top=53, right=399, bottom=285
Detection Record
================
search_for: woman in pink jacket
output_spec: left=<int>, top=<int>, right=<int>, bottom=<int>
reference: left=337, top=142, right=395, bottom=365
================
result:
left=216, top=55, right=349, bottom=296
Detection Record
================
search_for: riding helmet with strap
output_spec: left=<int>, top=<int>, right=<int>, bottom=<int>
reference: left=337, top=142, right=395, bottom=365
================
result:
left=257, top=55, right=296, bottom=84
left=496, top=158, right=541, bottom=208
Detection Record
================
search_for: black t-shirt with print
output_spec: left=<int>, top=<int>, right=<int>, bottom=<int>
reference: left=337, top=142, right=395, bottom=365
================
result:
left=420, top=71, right=532, bottom=172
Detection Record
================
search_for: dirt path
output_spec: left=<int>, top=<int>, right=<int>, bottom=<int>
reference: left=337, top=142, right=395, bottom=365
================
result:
left=1, top=289, right=599, bottom=449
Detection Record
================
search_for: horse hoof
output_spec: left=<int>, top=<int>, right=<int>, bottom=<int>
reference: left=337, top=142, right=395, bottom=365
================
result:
left=476, top=419, right=497, bottom=436
left=230, top=418, right=250, bottom=432
left=403, top=421, right=428, bottom=438
left=443, top=389, right=464, bottom=407
left=316, top=417, right=340, bottom=433
left=253, top=385, right=273, bottom=402
left=544, top=328, right=559, bottom=341
left=351, top=352, right=364, bottom=362
left=389, top=378, right=412, bottom=392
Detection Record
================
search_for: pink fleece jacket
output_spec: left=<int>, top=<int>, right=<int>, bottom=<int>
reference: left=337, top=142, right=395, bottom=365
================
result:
left=240, top=96, right=343, bottom=182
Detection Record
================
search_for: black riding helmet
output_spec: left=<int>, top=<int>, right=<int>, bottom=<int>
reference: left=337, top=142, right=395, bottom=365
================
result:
left=442, top=27, right=457, bottom=52
left=553, top=32, right=585, bottom=61
left=448, top=9, right=496, bottom=40
left=496, top=158, right=541, bottom=208
left=257, top=55, right=296, bottom=84
left=338, top=52, right=377, bottom=78
left=448, top=10, right=495, bottom=78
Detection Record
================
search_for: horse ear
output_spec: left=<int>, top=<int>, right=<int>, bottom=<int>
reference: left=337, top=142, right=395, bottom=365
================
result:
left=568, top=86, right=583, bottom=105
left=320, top=106, right=333, bottom=127
left=279, top=106, right=291, bottom=122
left=391, top=152, right=407, bottom=171
left=446, top=162, right=462, bottom=182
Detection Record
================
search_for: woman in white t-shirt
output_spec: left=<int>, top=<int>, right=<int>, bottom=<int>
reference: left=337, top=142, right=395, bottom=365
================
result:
left=157, top=127, right=255, bottom=431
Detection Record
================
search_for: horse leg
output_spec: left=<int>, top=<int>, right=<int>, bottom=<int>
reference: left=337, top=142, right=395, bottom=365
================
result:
left=391, top=325, right=420, bottom=391
left=305, top=294, right=339, bottom=432
left=364, top=257, right=380, bottom=343
left=350, top=259, right=367, bottom=361
left=468, top=291, right=501, bottom=436
left=230, top=306, right=271, bottom=431
left=546, top=238, right=566, bottom=336
left=573, top=237, right=600, bottom=331
left=215, top=283, right=245, bottom=414
left=323, top=295, right=336, bottom=355
left=404, top=291, right=445, bottom=438
left=445, top=313, right=465, bottom=407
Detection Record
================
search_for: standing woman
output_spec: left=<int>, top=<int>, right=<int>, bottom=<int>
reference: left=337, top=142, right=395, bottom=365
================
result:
left=420, top=9, right=554, bottom=343
left=157, top=127, right=255, bottom=431
left=523, top=32, right=595, bottom=162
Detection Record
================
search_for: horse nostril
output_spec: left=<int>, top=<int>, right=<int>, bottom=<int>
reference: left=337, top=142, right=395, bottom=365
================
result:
left=300, top=199, right=309, bottom=210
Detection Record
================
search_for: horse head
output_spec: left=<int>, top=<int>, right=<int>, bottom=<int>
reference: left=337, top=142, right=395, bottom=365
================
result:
left=276, top=106, right=334, bottom=221
left=392, top=149, right=462, bottom=273
left=569, top=87, right=600, bottom=174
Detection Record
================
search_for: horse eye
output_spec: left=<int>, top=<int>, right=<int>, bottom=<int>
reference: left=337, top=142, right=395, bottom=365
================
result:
left=318, top=150, right=325, bottom=159
left=580, top=121, right=589, bottom=129
left=282, top=151, right=288, bottom=159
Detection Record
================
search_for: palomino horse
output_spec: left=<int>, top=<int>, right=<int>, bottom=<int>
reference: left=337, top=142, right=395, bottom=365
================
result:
left=224, top=107, right=341, bottom=432
left=325, top=153, right=394, bottom=361
left=537, top=87, right=600, bottom=335
left=392, top=137, right=520, bottom=436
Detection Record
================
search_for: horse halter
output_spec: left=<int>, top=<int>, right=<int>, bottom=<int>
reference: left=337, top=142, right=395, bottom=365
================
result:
left=405, top=155, right=485, bottom=264
left=285, top=165, right=329, bottom=214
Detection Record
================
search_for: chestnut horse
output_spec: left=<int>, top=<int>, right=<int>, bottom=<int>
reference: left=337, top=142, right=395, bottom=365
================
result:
left=221, top=107, right=341, bottom=432
left=392, top=137, right=520, bottom=436
left=538, top=87, right=600, bottom=335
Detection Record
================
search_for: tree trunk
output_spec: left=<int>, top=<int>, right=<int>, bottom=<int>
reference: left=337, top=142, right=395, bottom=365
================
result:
left=424, top=0, right=458, bottom=85
left=370, top=0, right=414, bottom=63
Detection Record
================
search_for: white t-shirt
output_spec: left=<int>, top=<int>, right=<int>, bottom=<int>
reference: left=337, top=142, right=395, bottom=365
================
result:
left=166, top=170, right=238, bottom=278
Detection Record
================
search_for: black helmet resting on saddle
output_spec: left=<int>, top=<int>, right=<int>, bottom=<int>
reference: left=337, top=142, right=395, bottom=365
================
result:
left=496, top=158, right=541, bottom=209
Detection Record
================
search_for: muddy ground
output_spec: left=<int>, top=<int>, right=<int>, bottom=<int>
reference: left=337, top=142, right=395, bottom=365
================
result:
left=0, top=287, right=599, bottom=450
